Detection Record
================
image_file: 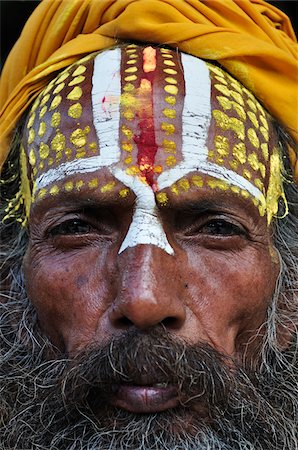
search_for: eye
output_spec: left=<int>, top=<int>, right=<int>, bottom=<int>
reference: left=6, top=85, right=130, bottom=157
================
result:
left=49, top=219, right=93, bottom=236
left=198, top=219, right=246, bottom=237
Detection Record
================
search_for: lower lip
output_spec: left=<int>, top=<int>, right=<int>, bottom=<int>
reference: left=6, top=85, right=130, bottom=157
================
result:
left=111, top=385, right=178, bottom=413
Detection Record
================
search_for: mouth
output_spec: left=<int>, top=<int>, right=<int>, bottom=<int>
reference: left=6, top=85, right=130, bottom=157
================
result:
left=110, top=383, right=178, bottom=413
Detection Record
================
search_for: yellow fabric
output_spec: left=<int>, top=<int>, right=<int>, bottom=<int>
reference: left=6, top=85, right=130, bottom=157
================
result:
left=0, top=0, right=297, bottom=173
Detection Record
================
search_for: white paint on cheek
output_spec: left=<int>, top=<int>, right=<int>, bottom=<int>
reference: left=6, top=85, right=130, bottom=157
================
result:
left=113, top=168, right=174, bottom=255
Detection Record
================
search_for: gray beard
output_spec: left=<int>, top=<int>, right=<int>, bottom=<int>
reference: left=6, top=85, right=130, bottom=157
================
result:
left=0, top=298, right=297, bottom=450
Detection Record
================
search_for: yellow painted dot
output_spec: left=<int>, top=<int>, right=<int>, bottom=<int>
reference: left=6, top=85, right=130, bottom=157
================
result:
left=38, top=188, right=47, bottom=199
left=88, top=178, right=99, bottom=189
left=154, top=165, right=163, bottom=173
left=127, top=59, right=137, bottom=64
left=64, top=181, right=74, bottom=192
left=156, top=192, right=168, bottom=206
left=55, top=72, right=70, bottom=84
left=214, top=84, right=231, bottom=97
left=163, top=68, right=177, bottom=75
left=75, top=150, right=86, bottom=159
left=207, top=179, right=229, bottom=191
left=70, top=128, right=88, bottom=148
left=51, top=133, right=66, bottom=152
left=29, top=149, right=36, bottom=166
left=40, top=94, right=50, bottom=107
left=123, top=110, right=135, bottom=120
left=49, top=185, right=59, bottom=196
left=171, top=184, right=179, bottom=195
left=163, top=108, right=176, bottom=119
left=126, top=48, right=137, bottom=53
left=38, top=122, right=46, bottom=137
left=230, top=91, right=244, bottom=106
left=122, top=142, right=133, bottom=152
left=68, top=103, right=82, bottom=119
left=125, top=66, right=137, bottom=73
left=48, top=157, right=54, bottom=166
left=259, top=115, right=269, bottom=130
left=72, top=65, right=87, bottom=77
left=76, top=180, right=84, bottom=191
left=255, top=178, right=264, bottom=190
left=51, top=112, right=61, bottom=128
left=165, top=96, right=176, bottom=105
left=259, top=162, right=266, bottom=178
left=261, top=143, right=269, bottom=161
left=161, top=123, right=175, bottom=135
left=49, top=95, right=62, bottom=111
left=230, top=81, right=242, bottom=93
left=231, top=185, right=240, bottom=194
left=162, top=53, right=173, bottom=58
left=241, top=189, right=250, bottom=199
left=123, top=83, right=135, bottom=92
left=67, top=86, right=82, bottom=101
left=247, top=111, right=259, bottom=129
left=192, top=175, right=203, bottom=188
left=208, top=65, right=224, bottom=77
left=126, top=166, right=140, bottom=175
left=178, top=178, right=190, bottom=190
left=68, top=75, right=85, bottom=86
left=165, top=77, right=177, bottom=85
left=247, top=152, right=259, bottom=171
left=65, top=148, right=72, bottom=158
left=124, top=156, right=133, bottom=164
left=243, top=169, right=252, bottom=179
left=164, top=85, right=178, bottom=95
left=213, top=110, right=245, bottom=141
left=125, top=75, right=137, bottom=82
left=89, top=142, right=97, bottom=151
left=119, top=188, right=129, bottom=198
left=247, top=99, right=257, bottom=113
left=121, top=125, right=133, bottom=139
left=39, top=143, right=50, bottom=159
left=247, top=128, right=260, bottom=149
left=229, top=160, right=239, bottom=170
left=53, top=82, right=65, bottom=95
left=28, top=129, right=35, bottom=145
left=163, top=139, right=176, bottom=151
left=260, top=126, right=269, bottom=142
left=214, top=76, right=228, bottom=85
left=30, top=98, right=40, bottom=113
left=214, top=135, right=229, bottom=157
left=232, top=142, right=246, bottom=164
left=120, top=93, right=137, bottom=108
left=27, top=113, right=36, bottom=128
left=164, top=60, right=175, bottom=67
left=39, top=106, right=47, bottom=119
left=101, top=182, right=116, bottom=193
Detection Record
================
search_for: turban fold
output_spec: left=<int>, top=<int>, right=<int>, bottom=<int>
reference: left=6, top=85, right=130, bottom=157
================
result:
left=0, top=0, right=297, bottom=175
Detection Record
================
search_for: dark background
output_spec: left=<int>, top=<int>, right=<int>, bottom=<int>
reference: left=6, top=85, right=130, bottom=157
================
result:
left=1, top=0, right=297, bottom=69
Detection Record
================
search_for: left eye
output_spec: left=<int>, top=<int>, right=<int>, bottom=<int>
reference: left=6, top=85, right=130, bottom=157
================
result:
left=49, top=219, right=93, bottom=236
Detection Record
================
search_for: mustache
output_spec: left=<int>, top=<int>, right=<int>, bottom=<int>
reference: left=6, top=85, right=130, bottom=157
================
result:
left=61, top=327, right=246, bottom=413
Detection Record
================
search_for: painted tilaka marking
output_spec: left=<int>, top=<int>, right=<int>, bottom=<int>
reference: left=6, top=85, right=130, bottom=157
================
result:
left=12, top=45, right=284, bottom=249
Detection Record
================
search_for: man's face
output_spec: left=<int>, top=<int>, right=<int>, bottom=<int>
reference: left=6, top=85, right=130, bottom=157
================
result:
left=22, top=46, right=280, bottom=417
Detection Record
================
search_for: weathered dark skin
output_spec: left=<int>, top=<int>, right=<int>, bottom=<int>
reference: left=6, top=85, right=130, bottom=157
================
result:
left=23, top=169, right=279, bottom=358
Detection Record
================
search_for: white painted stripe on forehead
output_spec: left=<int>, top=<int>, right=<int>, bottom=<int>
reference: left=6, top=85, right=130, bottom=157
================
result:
left=35, top=156, right=112, bottom=190
left=36, top=49, right=123, bottom=191
left=180, top=53, right=211, bottom=161
left=92, top=48, right=121, bottom=164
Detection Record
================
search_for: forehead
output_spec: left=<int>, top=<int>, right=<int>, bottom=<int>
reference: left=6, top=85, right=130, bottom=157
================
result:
left=22, top=45, right=280, bottom=220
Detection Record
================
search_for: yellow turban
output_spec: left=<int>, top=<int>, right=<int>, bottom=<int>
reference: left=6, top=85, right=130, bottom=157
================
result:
left=0, top=0, right=297, bottom=175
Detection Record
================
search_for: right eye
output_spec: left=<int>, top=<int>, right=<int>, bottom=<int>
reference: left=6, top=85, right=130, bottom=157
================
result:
left=49, top=219, right=94, bottom=236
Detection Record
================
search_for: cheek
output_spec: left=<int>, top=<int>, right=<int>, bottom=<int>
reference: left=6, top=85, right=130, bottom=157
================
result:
left=184, top=249, right=278, bottom=347
left=23, top=247, right=116, bottom=351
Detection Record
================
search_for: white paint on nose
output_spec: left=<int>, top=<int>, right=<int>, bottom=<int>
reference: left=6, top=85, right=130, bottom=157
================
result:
left=113, top=168, right=174, bottom=255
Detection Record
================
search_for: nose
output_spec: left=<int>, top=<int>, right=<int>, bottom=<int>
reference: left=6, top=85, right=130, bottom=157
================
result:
left=109, top=245, right=186, bottom=331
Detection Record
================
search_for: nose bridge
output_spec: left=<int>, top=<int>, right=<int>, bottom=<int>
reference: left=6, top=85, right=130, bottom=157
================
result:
left=110, top=245, right=185, bottom=330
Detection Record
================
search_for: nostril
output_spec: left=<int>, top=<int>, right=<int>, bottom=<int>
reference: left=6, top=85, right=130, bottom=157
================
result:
left=161, top=316, right=181, bottom=330
left=114, top=316, right=134, bottom=329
